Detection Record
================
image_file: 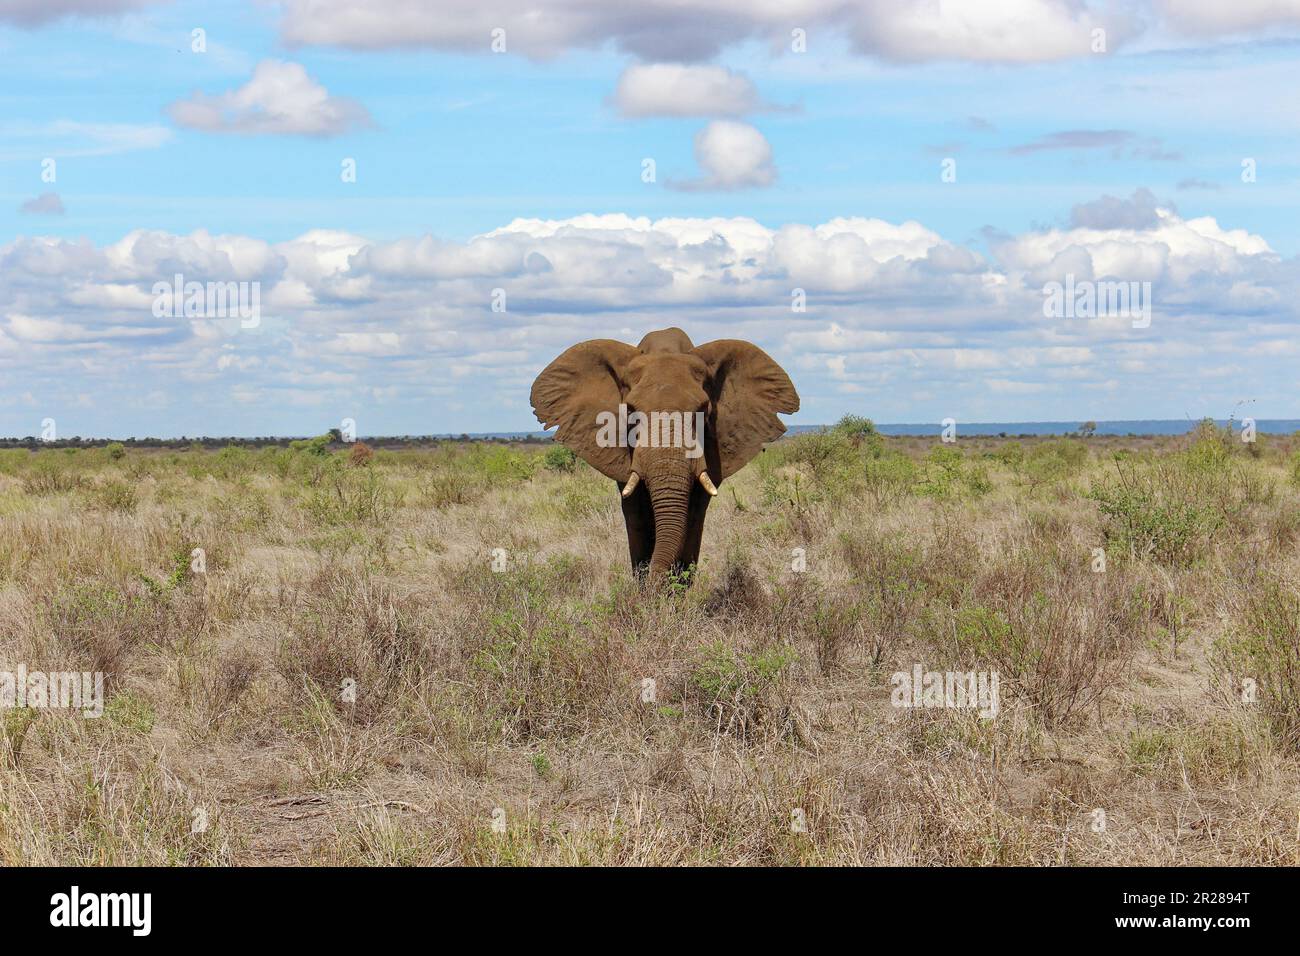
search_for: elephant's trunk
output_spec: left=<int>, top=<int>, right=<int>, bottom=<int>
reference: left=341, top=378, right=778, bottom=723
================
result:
left=644, top=455, right=693, bottom=580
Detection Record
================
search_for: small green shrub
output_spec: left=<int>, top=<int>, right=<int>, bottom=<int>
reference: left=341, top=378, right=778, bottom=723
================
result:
left=919, top=447, right=990, bottom=499
left=690, top=641, right=797, bottom=704
left=862, top=452, right=917, bottom=507
left=542, top=444, right=577, bottom=473
left=94, top=480, right=138, bottom=514
left=1087, top=456, right=1223, bottom=565
left=832, top=414, right=884, bottom=456
left=20, top=458, right=83, bottom=495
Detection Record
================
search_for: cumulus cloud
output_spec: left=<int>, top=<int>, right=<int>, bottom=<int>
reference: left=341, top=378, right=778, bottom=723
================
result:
left=1069, top=189, right=1167, bottom=230
left=167, top=60, right=372, bottom=137
left=19, top=192, right=65, bottom=216
left=1, top=202, right=1295, bottom=434
left=0, top=0, right=159, bottom=26
left=670, top=121, right=776, bottom=191
left=1156, top=0, right=1300, bottom=36
left=613, top=63, right=768, bottom=117
left=271, top=0, right=1156, bottom=63
left=845, top=0, right=1128, bottom=62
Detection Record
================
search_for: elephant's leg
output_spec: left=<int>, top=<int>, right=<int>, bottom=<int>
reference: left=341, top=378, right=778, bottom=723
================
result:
left=619, top=482, right=655, bottom=578
left=672, top=484, right=712, bottom=583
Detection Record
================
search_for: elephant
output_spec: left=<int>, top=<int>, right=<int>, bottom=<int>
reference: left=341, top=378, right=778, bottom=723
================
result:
left=530, top=327, right=799, bottom=583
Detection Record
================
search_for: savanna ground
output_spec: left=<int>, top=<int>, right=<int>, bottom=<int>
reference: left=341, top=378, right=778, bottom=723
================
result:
left=1, top=420, right=1298, bottom=866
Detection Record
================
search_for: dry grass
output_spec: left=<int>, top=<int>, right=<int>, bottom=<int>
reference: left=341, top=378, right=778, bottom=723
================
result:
left=0, top=424, right=1298, bottom=866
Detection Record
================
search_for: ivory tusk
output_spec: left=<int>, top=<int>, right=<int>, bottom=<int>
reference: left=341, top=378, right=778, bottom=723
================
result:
left=698, top=472, right=719, bottom=496
left=622, top=472, right=641, bottom=498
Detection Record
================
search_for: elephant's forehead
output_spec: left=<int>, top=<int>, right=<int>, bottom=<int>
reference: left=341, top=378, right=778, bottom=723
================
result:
left=637, top=327, right=694, bottom=353
left=626, top=352, right=706, bottom=382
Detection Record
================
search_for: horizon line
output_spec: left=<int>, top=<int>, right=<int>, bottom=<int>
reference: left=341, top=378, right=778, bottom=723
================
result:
left=3, top=417, right=1294, bottom=444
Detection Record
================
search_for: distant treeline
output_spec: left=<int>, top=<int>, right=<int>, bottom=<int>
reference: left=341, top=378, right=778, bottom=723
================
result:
left=0, top=433, right=554, bottom=451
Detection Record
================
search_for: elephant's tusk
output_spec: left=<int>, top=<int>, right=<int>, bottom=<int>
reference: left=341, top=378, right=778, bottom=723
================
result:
left=698, top=472, right=719, bottom=496
left=622, top=472, right=641, bottom=498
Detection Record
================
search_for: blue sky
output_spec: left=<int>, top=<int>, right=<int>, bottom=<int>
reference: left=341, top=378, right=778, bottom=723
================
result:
left=2, top=1, right=1299, bottom=438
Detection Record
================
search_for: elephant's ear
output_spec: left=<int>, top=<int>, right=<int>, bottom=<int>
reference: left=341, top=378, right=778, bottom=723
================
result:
left=531, top=339, right=639, bottom=481
left=695, top=340, right=800, bottom=480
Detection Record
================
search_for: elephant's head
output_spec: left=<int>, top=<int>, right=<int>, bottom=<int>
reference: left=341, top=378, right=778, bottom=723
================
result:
left=531, top=327, right=799, bottom=579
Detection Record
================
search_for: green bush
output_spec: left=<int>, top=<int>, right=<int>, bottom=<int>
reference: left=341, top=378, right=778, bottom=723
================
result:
left=290, top=434, right=334, bottom=458
left=919, top=447, right=991, bottom=499
left=303, top=468, right=398, bottom=525
left=1186, top=418, right=1233, bottom=471
left=992, top=441, right=1025, bottom=469
left=690, top=641, right=797, bottom=705
left=780, top=429, right=856, bottom=480
left=832, top=414, right=884, bottom=456
left=104, top=442, right=126, bottom=462
left=465, top=445, right=536, bottom=484
left=20, top=457, right=83, bottom=495
left=94, top=480, right=138, bottom=514
left=862, top=452, right=917, bottom=507
left=1087, top=457, right=1222, bottom=564
left=542, top=444, right=577, bottom=473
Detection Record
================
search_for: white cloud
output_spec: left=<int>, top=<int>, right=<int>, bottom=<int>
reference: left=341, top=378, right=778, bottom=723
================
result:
left=670, top=120, right=776, bottom=191
left=167, top=60, right=372, bottom=137
left=272, top=0, right=1156, bottom=63
left=995, top=202, right=1275, bottom=285
left=1156, top=0, right=1300, bottom=35
left=986, top=378, right=1048, bottom=394
left=19, top=192, right=64, bottom=216
left=1, top=203, right=1296, bottom=433
left=613, top=63, right=767, bottom=117
left=0, top=0, right=159, bottom=26
left=848, top=0, right=1126, bottom=62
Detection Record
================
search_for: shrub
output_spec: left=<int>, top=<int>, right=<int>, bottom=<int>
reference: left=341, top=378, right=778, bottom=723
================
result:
left=276, top=567, right=427, bottom=724
left=1212, top=578, right=1300, bottom=748
left=993, top=441, right=1025, bottom=469
left=290, top=434, right=334, bottom=458
left=542, top=444, right=577, bottom=473
left=465, top=445, right=536, bottom=484
left=45, top=583, right=158, bottom=687
left=1087, top=456, right=1222, bottom=565
left=780, top=429, right=856, bottom=480
left=862, top=452, right=917, bottom=508
left=93, top=480, right=138, bottom=514
left=104, top=442, right=126, bottom=461
left=943, top=568, right=1147, bottom=726
left=840, top=531, right=925, bottom=666
left=304, top=467, right=397, bottom=525
left=20, top=458, right=83, bottom=495
left=1186, top=418, right=1233, bottom=471
left=832, top=414, right=884, bottom=456
left=419, top=471, right=482, bottom=509
left=919, top=447, right=990, bottom=499
left=689, top=640, right=797, bottom=734
left=348, top=441, right=374, bottom=467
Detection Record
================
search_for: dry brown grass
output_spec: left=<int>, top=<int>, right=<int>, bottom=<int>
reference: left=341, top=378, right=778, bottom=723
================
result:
left=0, top=428, right=1297, bottom=866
